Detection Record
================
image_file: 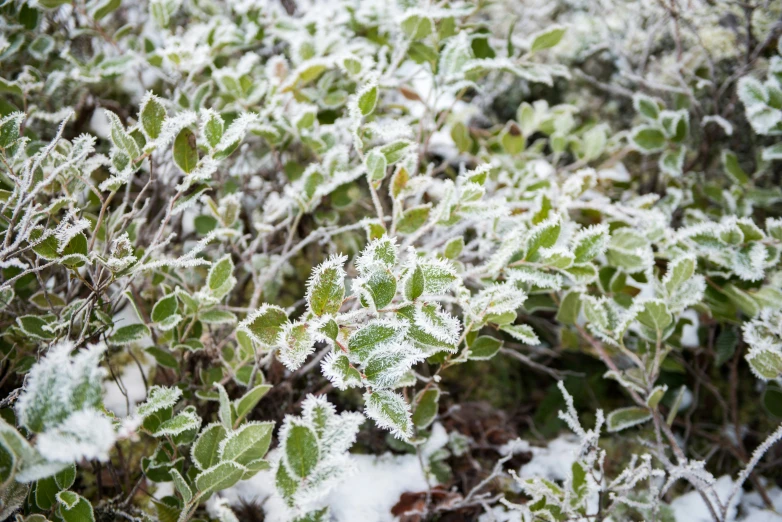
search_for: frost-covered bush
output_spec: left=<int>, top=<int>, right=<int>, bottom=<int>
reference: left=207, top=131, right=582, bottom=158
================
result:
left=1, top=0, right=782, bottom=520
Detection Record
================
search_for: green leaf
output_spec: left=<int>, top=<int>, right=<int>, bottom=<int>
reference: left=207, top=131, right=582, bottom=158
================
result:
left=137, top=386, right=182, bottom=418
left=106, top=110, right=140, bottom=158
left=500, top=324, right=539, bottom=345
left=630, top=126, right=666, bottom=153
left=208, top=255, right=234, bottom=291
left=526, top=217, right=560, bottom=260
left=109, top=324, right=150, bottom=345
left=636, top=299, right=672, bottom=333
left=195, top=461, right=247, bottom=495
left=216, top=383, right=233, bottom=431
left=362, top=270, right=397, bottom=309
left=397, top=205, right=431, bottom=234
left=54, top=464, right=76, bottom=490
left=722, top=150, right=749, bottom=184
left=234, top=384, right=272, bottom=422
left=380, top=140, right=411, bottom=164
left=468, top=336, right=503, bottom=360
left=633, top=93, right=661, bottom=120
left=412, top=387, right=440, bottom=429
left=90, top=0, right=121, bottom=20
left=169, top=468, right=193, bottom=503
left=284, top=423, right=319, bottom=478
left=240, top=305, right=288, bottom=345
left=663, top=256, right=695, bottom=295
left=357, top=83, right=378, bottom=116
left=451, top=121, right=472, bottom=153
left=307, top=257, right=346, bottom=317
left=146, top=346, right=179, bottom=370
left=17, top=315, right=54, bottom=340
left=154, top=410, right=201, bottom=437
left=139, top=92, right=166, bottom=140
left=173, top=127, right=198, bottom=174
left=348, top=320, right=404, bottom=362
left=419, top=260, right=457, bottom=294
left=200, top=310, right=237, bottom=324
left=276, top=460, right=298, bottom=505
left=192, top=423, right=227, bottom=471
left=0, top=112, right=23, bottom=149
left=35, top=476, right=58, bottom=510
left=202, top=110, right=225, bottom=149
left=364, top=389, right=412, bottom=440
left=220, top=421, right=274, bottom=466
left=500, top=122, right=524, bottom=155
left=722, top=284, right=760, bottom=317
left=530, top=25, right=566, bottom=52
left=365, top=149, right=387, bottom=181
left=56, top=491, right=94, bottom=522
left=444, top=237, right=464, bottom=259
left=606, top=407, right=652, bottom=432
left=404, top=265, right=425, bottom=301
left=646, top=385, right=667, bottom=409
left=747, top=349, right=782, bottom=381
left=556, top=291, right=581, bottom=325
left=151, top=294, right=178, bottom=323
left=572, top=461, right=587, bottom=498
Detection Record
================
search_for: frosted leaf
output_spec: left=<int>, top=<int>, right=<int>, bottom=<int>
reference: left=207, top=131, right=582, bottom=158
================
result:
left=278, top=321, right=315, bottom=371
left=355, top=236, right=398, bottom=275
left=215, top=112, right=259, bottom=154
left=362, top=340, right=424, bottom=389
left=151, top=110, right=197, bottom=150
left=306, top=254, right=347, bottom=317
left=300, top=395, right=364, bottom=456
left=468, top=283, right=527, bottom=320
left=321, top=351, right=362, bottom=391
left=364, top=389, right=412, bottom=440
left=606, top=407, right=653, bottom=433
left=507, top=266, right=563, bottom=290
left=238, top=304, right=288, bottom=347
left=418, top=258, right=458, bottom=294
left=439, top=31, right=473, bottom=81
left=571, top=224, right=609, bottom=263
left=154, top=409, right=201, bottom=436
left=413, top=302, right=461, bottom=345
left=732, top=242, right=767, bottom=281
left=743, top=310, right=782, bottom=380
left=36, top=408, right=116, bottom=463
left=274, top=395, right=363, bottom=509
left=138, top=91, right=167, bottom=141
left=501, top=324, right=540, bottom=345
left=136, top=386, right=182, bottom=418
left=347, top=318, right=408, bottom=364
left=16, top=341, right=106, bottom=434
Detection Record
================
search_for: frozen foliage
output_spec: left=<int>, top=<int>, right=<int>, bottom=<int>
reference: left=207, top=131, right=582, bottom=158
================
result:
left=1, top=0, right=782, bottom=521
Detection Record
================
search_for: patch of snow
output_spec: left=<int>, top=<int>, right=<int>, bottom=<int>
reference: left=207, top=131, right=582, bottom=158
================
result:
left=671, top=475, right=741, bottom=522
left=681, top=309, right=701, bottom=348
left=739, top=486, right=782, bottom=521
left=517, top=435, right=580, bottom=482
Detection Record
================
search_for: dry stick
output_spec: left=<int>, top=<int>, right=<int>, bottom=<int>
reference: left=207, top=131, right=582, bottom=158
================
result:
left=576, top=324, right=723, bottom=521
left=724, top=422, right=782, bottom=520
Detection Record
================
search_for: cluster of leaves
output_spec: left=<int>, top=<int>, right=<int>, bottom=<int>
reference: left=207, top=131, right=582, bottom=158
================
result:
left=1, top=0, right=782, bottom=521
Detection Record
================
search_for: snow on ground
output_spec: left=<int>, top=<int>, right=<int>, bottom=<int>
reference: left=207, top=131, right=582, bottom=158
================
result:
left=103, top=359, right=151, bottom=417
left=669, top=475, right=782, bottom=522
left=515, top=435, right=580, bottom=482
